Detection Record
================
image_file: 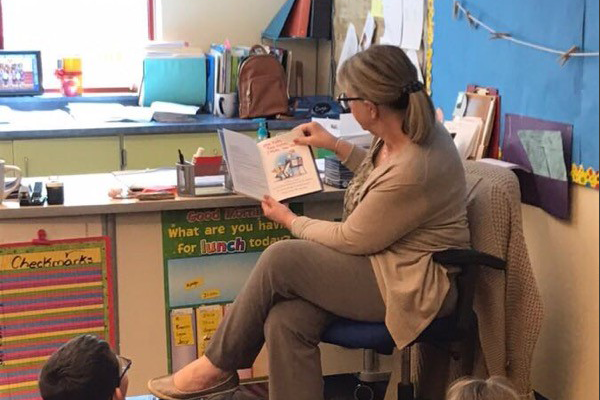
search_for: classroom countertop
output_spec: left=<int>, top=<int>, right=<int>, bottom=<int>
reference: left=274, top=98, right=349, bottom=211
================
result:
left=0, top=94, right=333, bottom=140
left=0, top=172, right=344, bottom=220
left=0, top=114, right=310, bottom=140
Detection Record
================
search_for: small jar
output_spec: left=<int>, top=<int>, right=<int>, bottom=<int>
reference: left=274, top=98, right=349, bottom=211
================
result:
left=46, top=180, right=64, bottom=205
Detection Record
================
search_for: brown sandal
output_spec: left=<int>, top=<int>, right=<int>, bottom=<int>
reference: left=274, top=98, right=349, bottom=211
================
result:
left=147, top=372, right=239, bottom=400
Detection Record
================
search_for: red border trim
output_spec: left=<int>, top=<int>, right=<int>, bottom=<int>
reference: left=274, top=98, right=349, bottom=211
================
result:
left=148, top=0, right=155, bottom=40
left=0, top=0, right=4, bottom=49
left=103, top=236, right=116, bottom=347
left=45, top=87, right=137, bottom=94
left=0, top=235, right=106, bottom=249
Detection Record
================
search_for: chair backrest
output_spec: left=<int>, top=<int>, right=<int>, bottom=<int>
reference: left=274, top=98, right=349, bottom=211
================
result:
left=458, top=160, right=542, bottom=395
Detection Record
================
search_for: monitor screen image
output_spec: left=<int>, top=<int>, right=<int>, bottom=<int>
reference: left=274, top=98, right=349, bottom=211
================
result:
left=0, top=51, right=43, bottom=96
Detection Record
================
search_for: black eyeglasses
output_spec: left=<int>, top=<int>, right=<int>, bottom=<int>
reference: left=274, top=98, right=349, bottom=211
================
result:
left=117, top=355, right=132, bottom=384
left=336, top=93, right=365, bottom=112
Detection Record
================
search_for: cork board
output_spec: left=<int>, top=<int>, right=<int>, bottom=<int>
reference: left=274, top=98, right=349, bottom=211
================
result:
left=332, top=0, right=434, bottom=93
left=333, top=1, right=384, bottom=62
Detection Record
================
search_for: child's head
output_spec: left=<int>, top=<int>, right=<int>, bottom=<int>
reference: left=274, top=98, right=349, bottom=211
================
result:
left=38, top=335, right=130, bottom=400
left=446, top=376, right=519, bottom=400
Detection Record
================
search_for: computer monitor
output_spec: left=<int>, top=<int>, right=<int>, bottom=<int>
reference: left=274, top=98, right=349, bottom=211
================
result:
left=0, top=50, right=43, bottom=96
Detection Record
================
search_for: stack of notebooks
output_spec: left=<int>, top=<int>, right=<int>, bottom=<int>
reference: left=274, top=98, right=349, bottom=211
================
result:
left=323, top=156, right=354, bottom=188
left=207, top=44, right=250, bottom=97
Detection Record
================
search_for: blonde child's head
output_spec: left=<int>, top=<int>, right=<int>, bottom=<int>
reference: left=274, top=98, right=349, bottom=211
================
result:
left=446, top=376, right=519, bottom=400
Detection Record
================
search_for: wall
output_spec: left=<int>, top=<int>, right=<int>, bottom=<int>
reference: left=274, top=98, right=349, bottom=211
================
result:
left=523, top=186, right=599, bottom=400
left=431, top=1, right=599, bottom=399
left=431, top=0, right=599, bottom=182
left=156, top=0, right=331, bottom=95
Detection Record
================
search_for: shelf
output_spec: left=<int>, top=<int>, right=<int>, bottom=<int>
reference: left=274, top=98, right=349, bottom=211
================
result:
left=261, top=34, right=324, bottom=42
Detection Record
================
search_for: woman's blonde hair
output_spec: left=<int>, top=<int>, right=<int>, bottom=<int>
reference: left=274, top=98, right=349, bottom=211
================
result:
left=337, top=44, right=435, bottom=145
left=446, top=376, right=519, bottom=400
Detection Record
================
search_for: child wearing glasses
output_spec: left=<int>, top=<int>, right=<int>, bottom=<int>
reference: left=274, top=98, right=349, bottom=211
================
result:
left=38, top=335, right=131, bottom=400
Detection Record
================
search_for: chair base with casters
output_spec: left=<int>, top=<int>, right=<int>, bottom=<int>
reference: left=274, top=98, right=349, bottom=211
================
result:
left=321, top=249, right=506, bottom=400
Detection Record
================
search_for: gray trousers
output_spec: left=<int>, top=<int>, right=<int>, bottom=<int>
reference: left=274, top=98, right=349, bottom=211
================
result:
left=205, top=239, right=386, bottom=400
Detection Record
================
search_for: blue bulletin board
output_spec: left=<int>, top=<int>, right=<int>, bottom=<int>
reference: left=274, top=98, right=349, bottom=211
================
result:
left=431, top=0, right=599, bottom=189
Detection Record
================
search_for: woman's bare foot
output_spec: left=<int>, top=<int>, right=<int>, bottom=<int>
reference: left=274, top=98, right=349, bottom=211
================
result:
left=172, top=356, right=232, bottom=392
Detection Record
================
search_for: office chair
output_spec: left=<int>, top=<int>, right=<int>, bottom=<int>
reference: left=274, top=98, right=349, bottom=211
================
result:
left=321, top=248, right=506, bottom=400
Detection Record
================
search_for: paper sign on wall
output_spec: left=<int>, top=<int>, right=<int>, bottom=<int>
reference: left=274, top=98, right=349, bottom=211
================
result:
left=371, top=0, right=384, bottom=18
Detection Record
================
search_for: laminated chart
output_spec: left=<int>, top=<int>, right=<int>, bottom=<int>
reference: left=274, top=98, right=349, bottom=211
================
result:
left=162, top=205, right=302, bottom=376
left=0, top=235, right=114, bottom=400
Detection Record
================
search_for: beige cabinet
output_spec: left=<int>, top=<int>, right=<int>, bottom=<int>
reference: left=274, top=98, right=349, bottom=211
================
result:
left=13, top=137, right=121, bottom=177
left=6, top=129, right=287, bottom=176
left=122, top=131, right=262, bottom=170
left=0, top=140, right=13, bottom=164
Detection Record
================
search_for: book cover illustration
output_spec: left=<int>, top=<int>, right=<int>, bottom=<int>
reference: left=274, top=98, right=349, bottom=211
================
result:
left=271, top=149, right=308, bottom=181
left=257, top=131, right=322, bottom=201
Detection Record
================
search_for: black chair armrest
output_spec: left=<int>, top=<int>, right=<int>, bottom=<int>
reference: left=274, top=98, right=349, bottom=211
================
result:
left=433, top=249, right=506, bottom=271
left=433, top=249, right=506, bottom=335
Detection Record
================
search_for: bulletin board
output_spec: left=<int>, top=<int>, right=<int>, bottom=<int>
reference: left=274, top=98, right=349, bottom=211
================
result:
left=431, top=0, right=599, bottom=189
left=332, top=0, right=435, bottom=92
left=0, top=236, right=114, bottom=400
left=332, top=0, right=599, bottom=189
left=333, top=0, right=381, bottom=61
left=161, top=204, right=301, bottom=372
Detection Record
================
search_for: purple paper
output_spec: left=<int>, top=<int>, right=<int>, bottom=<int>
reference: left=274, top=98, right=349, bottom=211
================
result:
left=503, top=114, right=573, bottom=220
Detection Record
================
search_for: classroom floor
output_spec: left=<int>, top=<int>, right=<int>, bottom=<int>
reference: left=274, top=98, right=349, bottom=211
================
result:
left=128, top=374, right=390, bottom=400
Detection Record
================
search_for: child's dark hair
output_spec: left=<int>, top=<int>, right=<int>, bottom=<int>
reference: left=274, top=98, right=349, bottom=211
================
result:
left=38, top=335, right=120, bottom=400
left=446, top=376, right=519, bottom=400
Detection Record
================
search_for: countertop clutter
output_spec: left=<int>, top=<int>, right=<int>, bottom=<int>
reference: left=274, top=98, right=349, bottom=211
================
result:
left=0, top=172, right=344, bottom=220
left=0, top=94, right=334, bottom=140
left=0, top=109, right=309, bottom=140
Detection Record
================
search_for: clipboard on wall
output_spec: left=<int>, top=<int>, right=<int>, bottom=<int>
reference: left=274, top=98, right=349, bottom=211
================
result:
left=467, top=85, right=501, bottom=159
left=463, top=92, right=497, bottom=159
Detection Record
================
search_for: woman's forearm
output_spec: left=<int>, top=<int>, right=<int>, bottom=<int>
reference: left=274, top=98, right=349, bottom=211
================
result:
left=333, top=138, right=354, bottom=163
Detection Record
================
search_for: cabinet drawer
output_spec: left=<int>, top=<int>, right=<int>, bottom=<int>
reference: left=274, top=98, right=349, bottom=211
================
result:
left=122, top=131, right=291, bottom=171
left=13, top=137, right=120, bottom=176
left=0, top=141, right=13, bottom=164
left=123, top=133, right=223, bottom=170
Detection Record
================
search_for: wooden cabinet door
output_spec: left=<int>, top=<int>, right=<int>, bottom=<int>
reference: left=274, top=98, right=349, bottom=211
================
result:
left=123, top=132, right=223, bottom=170
left=0, top=141, right=13, bottom=164
left=122, top=131, right=258, bottom=170
left=13, top=137, right=120, bottom=176
left=121, top=131, right=293, bottom=171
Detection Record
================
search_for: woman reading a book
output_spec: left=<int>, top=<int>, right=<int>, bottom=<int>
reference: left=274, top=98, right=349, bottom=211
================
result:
left=148, top=45, right=469, bottom=400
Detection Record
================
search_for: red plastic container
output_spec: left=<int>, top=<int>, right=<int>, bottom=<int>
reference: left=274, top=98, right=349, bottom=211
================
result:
left=193, top=156, right=223, bottom=176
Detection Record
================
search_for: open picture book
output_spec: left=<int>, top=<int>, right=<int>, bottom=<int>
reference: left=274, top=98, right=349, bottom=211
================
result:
left=218, top=128, right=323, bottom=202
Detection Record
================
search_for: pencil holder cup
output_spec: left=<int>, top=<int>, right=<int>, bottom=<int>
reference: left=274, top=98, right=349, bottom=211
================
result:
left=220, top=159, right=234, bottom=190
left=176, top=163, right=195, bottom=197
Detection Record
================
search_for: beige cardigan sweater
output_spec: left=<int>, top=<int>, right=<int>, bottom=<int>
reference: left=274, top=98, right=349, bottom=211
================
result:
left=415, top=161, right=543, bottom=400
left=291, top=123, right=470, bottom=349
left=464, top=161, right=543, bottom=399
